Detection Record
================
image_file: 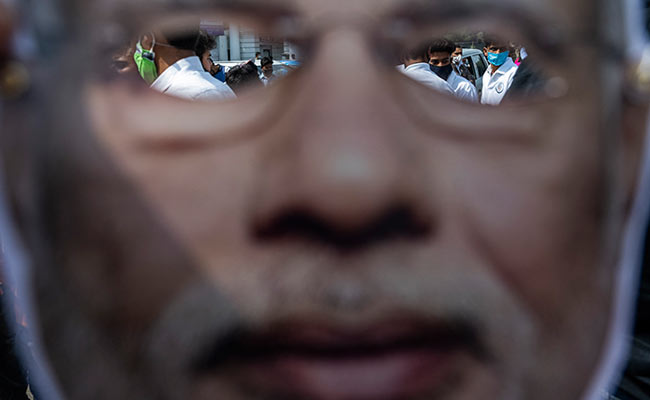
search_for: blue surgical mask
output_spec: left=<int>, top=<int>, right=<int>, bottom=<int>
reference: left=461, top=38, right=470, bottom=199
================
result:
left=487, top=51, right=510, bottom=67
left=430, top=64, right=453, bottom=81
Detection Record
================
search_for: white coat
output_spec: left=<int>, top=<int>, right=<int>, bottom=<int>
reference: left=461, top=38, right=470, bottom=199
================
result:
left=447, top=71, right=478, bottom=103
left=151, top=56, right=236, bottom=101
left=402, top=63, right=454, bottom=95
left=480, top=57, right=518, bottom=106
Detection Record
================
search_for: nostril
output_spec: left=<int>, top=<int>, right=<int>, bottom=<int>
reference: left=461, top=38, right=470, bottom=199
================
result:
left=252, top=204, right=432, bottom=253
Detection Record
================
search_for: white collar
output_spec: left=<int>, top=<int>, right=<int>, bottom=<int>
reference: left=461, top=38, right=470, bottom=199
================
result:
left=404, top=62, right=432, bottom=72
left=488, top=57, right=517, bottom=77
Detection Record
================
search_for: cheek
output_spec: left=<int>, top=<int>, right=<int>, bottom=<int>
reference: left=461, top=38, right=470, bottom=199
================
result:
left=446, top=115, right=609, bottom=326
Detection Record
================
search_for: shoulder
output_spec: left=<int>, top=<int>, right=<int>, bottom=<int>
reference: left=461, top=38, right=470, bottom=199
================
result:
left=194, top=82, right=236, bottom=100
left=504, top=59, right=519, bottom=75
left=454, top=73, right=473, bottom=87
left=167, top=70, right=235, bottom=100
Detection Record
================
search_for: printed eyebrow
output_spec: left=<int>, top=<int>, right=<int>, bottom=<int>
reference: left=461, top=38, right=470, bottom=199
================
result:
left=100, top=0, right=297, bottom=26
left=386, top=0, right=569, bottom=56
left=173, top=0, right=297, bottom=17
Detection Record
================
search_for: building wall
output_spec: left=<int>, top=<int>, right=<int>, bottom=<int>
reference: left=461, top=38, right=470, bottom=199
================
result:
left=240, top=29, right=259, bottom=60
left=207, top=24, right=290, bottom=62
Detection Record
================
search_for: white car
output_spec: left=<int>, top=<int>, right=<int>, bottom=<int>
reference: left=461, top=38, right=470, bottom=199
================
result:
left=460, top=49, right=489, bottom=97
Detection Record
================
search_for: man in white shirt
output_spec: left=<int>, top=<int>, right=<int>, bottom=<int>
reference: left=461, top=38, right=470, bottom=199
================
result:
left=428, top=39, right=478, bottom=103
left=139, top=29, right=235, bottom=101
left=400, top=42, right=453, bottom=95
left=259, top=56, right=276, bottom=87
left=480, top=38, right=518, bottom=106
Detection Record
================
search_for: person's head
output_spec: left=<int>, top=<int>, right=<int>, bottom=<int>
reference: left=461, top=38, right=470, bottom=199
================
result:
left=260, top=56, right=273, bottom=77
left=401, top=40, right=431, bottom=66
left=428, top=38, right=456, bottom=80
left=134, top=24, right=201, bottom=81
left=1, top=0, right=649, bottom=400
left=194, top=30, right=217, bottom=73
left=483, top=36, right=511, bottom=68
left=225, top=60, right=263, bottom=94
left=255, top=51, right=261, bottom=59
left=452, top=45, right=463, bottom=59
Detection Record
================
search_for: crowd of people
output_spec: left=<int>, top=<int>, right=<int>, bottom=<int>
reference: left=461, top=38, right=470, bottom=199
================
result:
left=114, top=28, right=280, bottom=101
left=117, top=24, right=528, bottom=106
left=398, top=37, right=527, bottom=105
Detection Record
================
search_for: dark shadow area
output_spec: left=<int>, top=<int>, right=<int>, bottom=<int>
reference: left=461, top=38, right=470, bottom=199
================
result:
left=0, top=282, right=31, bottom=400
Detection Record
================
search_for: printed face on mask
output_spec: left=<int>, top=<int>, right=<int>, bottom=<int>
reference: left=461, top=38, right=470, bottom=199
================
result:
left=1, top=0, right=648, bottom=400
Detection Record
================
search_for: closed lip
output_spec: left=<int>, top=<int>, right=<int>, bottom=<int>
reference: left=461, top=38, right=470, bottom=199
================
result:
left=193, top=317, right=487, bottom=399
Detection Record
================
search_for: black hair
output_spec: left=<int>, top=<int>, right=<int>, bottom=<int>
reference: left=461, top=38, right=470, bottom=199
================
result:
left=226, top=61, right=263, bottom=94
left=194, top=30, right=216, bottom=58
left=402, top=41, right=431, bottom=63
left=162, top=19, right=201, bottom=51
left=428, top=39, right=456, bottom=55
left=483, top=36, right=508, bottom=50
left=260, top=56, right=273, bottom=68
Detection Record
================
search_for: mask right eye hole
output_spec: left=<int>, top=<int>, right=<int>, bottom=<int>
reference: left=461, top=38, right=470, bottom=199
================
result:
left=393, top=30, right=568, bottom=108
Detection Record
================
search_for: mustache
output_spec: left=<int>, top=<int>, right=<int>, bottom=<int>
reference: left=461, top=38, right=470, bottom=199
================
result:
left=138, top=271, right=511, bottom=388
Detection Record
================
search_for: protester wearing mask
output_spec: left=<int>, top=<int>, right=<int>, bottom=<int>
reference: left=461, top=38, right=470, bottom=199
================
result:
left=133, top=27, right=235, bottom=101
left=259, top=56, right=276, bottom=86
left=194, top=30, right=226, bottom=83
left=480, top=38, right=518, bottom=105
left=451, top=45, right=475, bottom=84
left=400, top=42, right=453, bottom=95
left=429, top=39, right=478, bottom=103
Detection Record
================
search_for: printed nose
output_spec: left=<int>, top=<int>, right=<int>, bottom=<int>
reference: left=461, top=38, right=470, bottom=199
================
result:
left=251, top=29, right=434, bottom=251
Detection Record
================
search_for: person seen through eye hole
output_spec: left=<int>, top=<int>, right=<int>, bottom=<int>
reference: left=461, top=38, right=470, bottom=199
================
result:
left=481, top=37, right=519, bottom=105
left=428, top=39, right=478, bottom=103
left=1, top=0, right=650, bottom=400
left=400, top=41, right=453, bottom=94
left=225, top=60, right=263, bottom=95
left=135, top=26, right=235, bottom=101
left=450, top=44, right=475, bottom=84
left=194, top=30, right=226, bottom=83
left=259, top=56, right=276, bottom=86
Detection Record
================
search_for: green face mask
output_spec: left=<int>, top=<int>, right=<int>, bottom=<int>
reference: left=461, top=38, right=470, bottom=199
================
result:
left=134, top=38, right=158, bottom=84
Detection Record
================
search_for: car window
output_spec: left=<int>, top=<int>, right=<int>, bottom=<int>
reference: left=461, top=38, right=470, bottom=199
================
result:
left=472, top=54, right=487, bottom=78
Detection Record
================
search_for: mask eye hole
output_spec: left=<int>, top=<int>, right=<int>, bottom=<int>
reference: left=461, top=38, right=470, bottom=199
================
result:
left=391, top=28, right=569, bottom=108
left=92, top=12, right=304, bottom=103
